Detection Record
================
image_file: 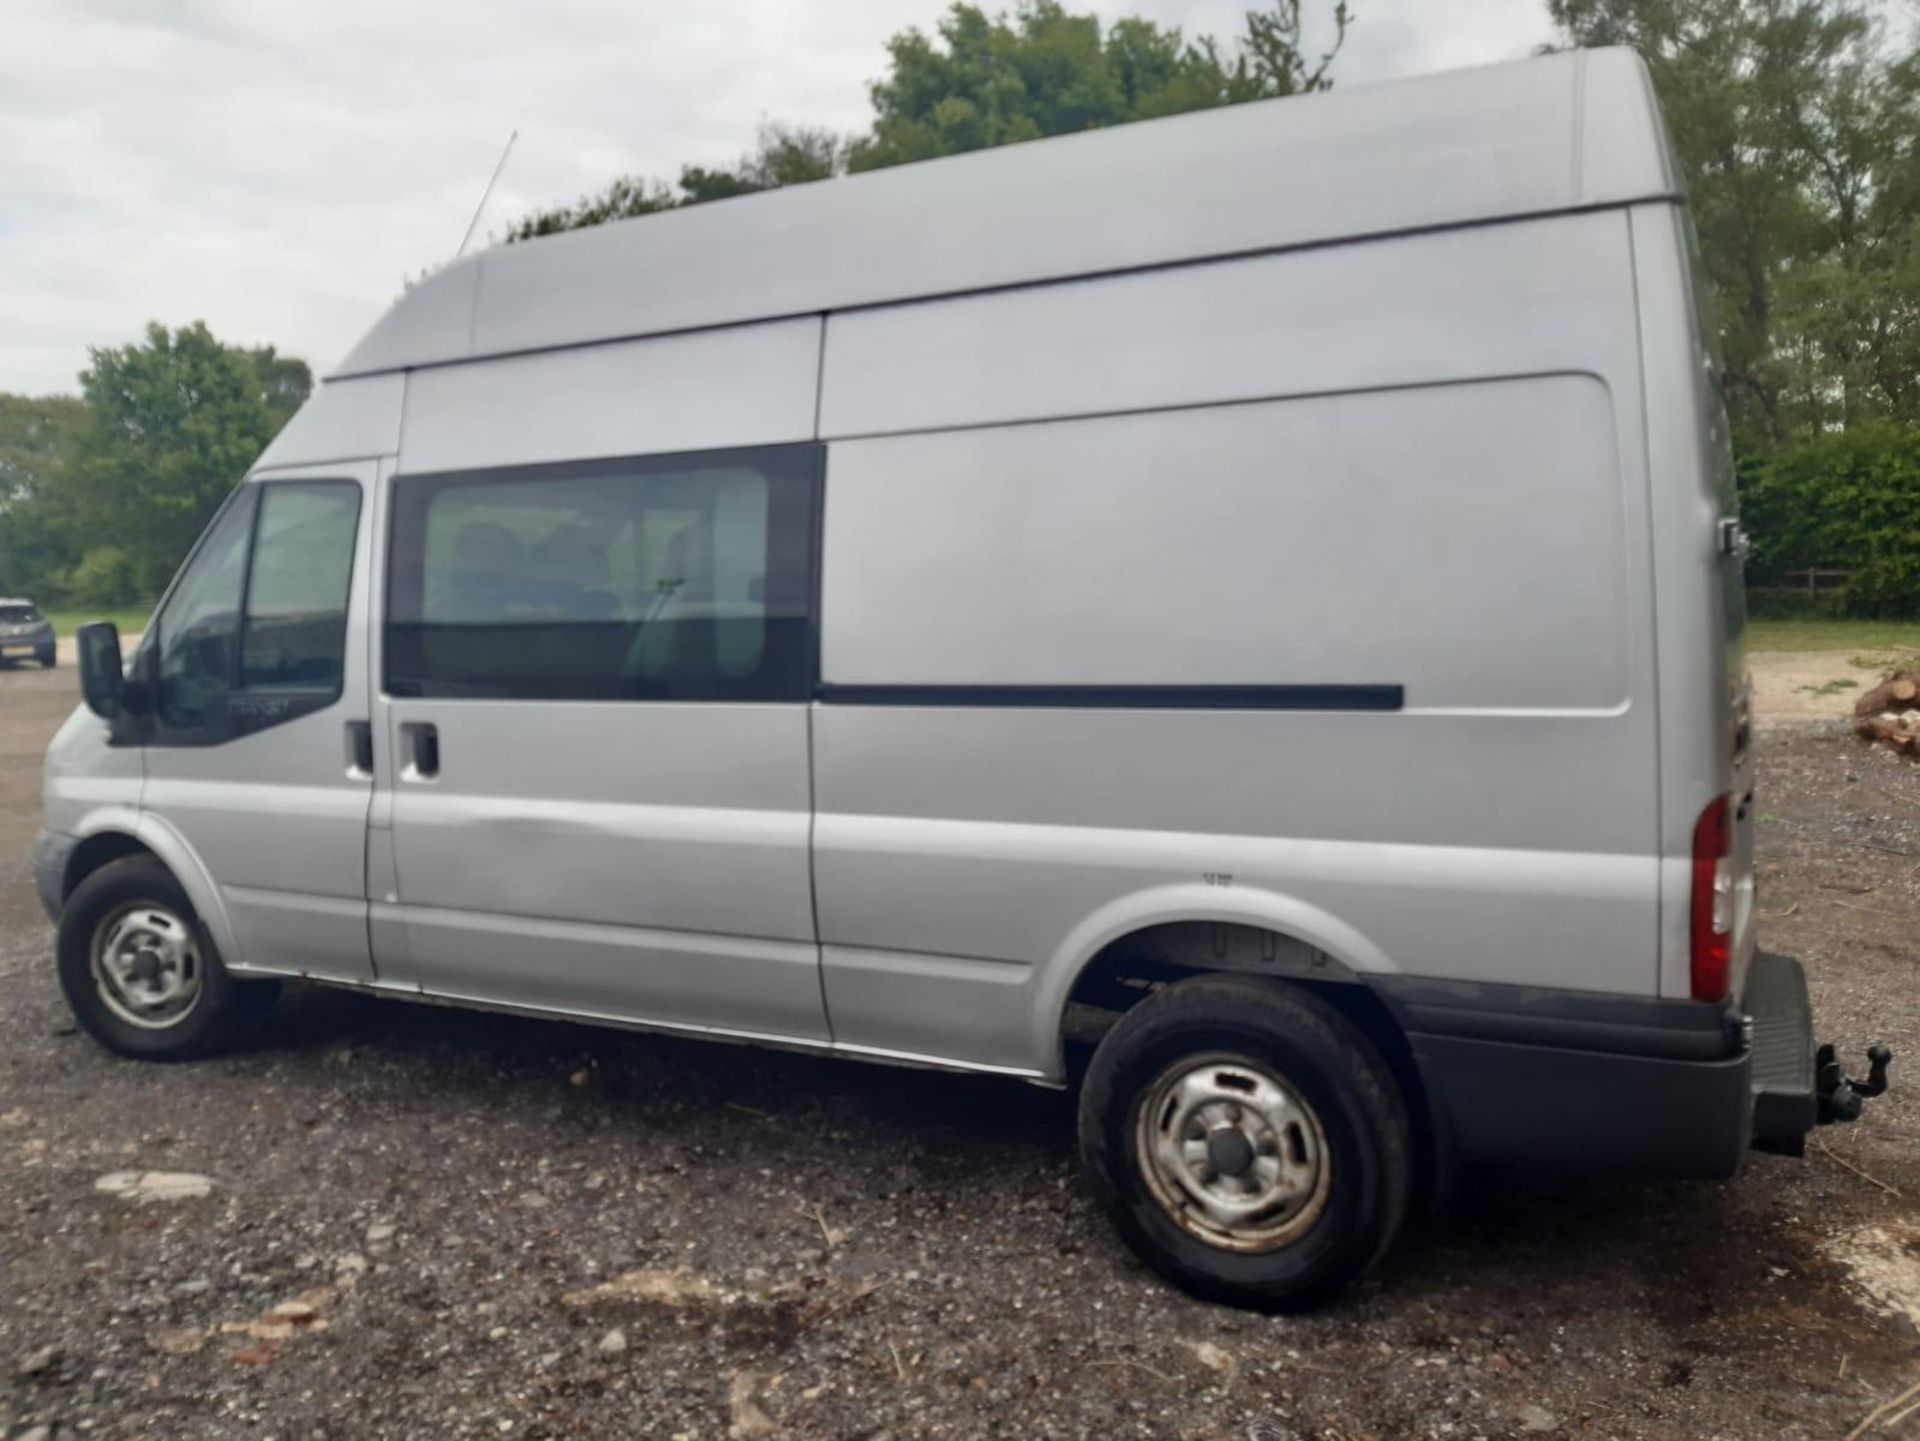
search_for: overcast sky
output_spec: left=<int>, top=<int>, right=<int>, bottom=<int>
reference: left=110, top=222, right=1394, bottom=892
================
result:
left=1, top=0, right=1556, bottom=396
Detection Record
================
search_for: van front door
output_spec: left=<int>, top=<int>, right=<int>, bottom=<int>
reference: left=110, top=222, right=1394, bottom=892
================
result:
left=370, top=444, right=825, bottom=1043
left=138, top=463, right=377, bottom=982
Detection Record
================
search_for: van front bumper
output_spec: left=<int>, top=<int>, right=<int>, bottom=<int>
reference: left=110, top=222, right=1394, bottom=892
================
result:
left=1380, top=953, right=1822, bottom=1179
left=31, top=827, right=73, bottom=924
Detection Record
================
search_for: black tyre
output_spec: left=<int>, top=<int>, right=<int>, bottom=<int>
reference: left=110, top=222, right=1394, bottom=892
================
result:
left=37, top=645, right=56, bottom=667
left=56, top=858, right=279, bottom=1061
left=1078, top=973, right=1411, bottom=1310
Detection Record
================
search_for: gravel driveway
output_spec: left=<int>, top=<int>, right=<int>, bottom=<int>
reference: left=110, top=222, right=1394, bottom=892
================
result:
left=2, top=656, right=1916, bottom=1440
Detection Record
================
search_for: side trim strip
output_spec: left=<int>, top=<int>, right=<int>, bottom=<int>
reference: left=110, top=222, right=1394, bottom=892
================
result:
left=284, top=973, right=1053, bottom=1084
left=815, top=683, right=1404, bottom=712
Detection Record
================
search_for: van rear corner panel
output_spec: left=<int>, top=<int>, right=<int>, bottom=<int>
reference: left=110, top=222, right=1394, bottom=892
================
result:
left=812, top=374, right=1662, bottom=1008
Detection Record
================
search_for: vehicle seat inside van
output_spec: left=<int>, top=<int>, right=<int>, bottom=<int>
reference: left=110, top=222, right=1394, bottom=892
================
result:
left=626, top=518, right=710, bottom=689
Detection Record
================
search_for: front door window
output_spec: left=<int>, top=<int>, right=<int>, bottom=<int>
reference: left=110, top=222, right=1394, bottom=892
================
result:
left=149, top=480, right=361, bottom=745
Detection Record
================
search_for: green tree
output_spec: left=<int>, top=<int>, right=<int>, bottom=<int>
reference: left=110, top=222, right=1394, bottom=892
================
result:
left=853, top=0, right=1349, bottom=168
left=506, top=175, right=679, bottom=242
left=505, top=1, right=1350, bottom=241
left=850, top=3, right=1130, bottom=166
left=507, top=123, right=846, bottom=239
left=0, top=392, right=89, bottom=599
left=679, top=123, right=847, bottom=203
left=65, top=544, right=140, bottom=608
left=1549, top=0, right=1920, bottom=446
left=73, top=322, right=312, bottom=599
left=1774, top=39, right=1920, bottom=428
left=248, top=344, right=316, bottom=425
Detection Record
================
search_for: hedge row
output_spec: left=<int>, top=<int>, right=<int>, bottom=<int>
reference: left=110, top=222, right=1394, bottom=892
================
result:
left=1740, top=424, right=1920, bottom=618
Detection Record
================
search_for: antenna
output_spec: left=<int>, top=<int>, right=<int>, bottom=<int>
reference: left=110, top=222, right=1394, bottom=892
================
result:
left=456, top=130, right=519, bottom=259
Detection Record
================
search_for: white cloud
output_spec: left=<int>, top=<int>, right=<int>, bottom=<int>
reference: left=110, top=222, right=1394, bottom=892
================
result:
left=0, top=0, right=1555, bottom=396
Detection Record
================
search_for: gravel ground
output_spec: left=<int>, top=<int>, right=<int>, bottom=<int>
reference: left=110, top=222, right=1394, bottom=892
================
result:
left=2, top=655, right=1917, bottom=1441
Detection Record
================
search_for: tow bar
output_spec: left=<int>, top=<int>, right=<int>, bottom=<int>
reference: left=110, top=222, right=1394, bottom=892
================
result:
left=1748, top=955, right=1889, bottom=1155
left=1817, top=1043, right=1893, bottom=1125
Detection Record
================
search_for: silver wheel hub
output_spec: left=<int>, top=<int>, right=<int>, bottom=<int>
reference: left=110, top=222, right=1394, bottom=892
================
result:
left=92, top=904, right=202, bottom=1030
left=1134, top=1052, right=1330, bottom=1252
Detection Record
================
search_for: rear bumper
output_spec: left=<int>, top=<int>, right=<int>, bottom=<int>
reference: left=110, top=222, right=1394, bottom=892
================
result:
left=1380, top=954, right=1814, bottom=1179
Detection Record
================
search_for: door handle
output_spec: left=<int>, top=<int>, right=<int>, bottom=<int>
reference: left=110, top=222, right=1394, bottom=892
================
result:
left=345, top=720, right=373, bottom=777
left=400, top=721, right=439, bottom=781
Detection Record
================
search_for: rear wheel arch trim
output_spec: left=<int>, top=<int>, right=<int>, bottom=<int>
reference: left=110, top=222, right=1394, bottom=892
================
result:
left=1035, top=883, right=1400, bottom=1081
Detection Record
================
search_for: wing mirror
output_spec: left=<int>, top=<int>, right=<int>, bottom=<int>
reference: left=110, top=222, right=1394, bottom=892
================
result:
left=77, top=622, right=125, bottom=719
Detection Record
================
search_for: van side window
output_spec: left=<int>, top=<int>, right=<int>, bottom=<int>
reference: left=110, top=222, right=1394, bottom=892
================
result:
left=152, top=479, right=362, bottom=744
left=384, top=445, right=817, bottom=702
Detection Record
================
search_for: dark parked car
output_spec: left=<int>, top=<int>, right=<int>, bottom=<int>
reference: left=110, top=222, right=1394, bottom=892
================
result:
left=0, top=599, right=56, bottom=667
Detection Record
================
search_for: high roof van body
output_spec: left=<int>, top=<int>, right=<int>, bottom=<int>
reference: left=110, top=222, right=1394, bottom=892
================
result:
left=40, top=47, right=1884, bottom=1306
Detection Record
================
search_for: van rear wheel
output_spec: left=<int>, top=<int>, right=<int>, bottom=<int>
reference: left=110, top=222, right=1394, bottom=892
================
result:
left=56, top=858, right=279, bottom=1061
left=1077, top=973, right=1411, bottom=1310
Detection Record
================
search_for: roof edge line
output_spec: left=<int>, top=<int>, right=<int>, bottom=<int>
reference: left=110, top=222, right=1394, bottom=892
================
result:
left=326, top=190, right=1686, bottom=384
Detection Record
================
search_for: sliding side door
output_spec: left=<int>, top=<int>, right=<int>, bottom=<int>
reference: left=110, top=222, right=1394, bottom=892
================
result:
left=372, top=443, right=827, bottom=1042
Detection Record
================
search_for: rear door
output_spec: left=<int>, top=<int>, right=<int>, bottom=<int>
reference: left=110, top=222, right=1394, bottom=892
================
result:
left=137, top=463, right=377, bottom=981
left=369, top=444, right=827, bottom=1041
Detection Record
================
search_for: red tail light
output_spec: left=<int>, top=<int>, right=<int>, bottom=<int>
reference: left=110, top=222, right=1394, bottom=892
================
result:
left=1691, top=794, right=1733, bottom=1002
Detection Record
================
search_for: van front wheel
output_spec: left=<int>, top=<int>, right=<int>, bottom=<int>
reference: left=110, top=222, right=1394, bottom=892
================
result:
left=1077, top=973, right=1411, bottom=1310
left=56, top=858, right=278, bottom=1060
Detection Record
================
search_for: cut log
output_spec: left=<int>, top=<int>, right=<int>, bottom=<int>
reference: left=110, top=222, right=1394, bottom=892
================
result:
left=1855, top=706, right=1920, bottom=759
left=1857, top=682, right=1895, bottom=717
left=1854, top=672, right=1920, bottom=718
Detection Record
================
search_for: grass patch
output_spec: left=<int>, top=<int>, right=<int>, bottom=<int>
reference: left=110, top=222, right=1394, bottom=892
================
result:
left=1797, top=677, right=1859, bottom=696
left=41, top=605, right=153, bottom=639
left=1746, top=619, right=1920, bottom=654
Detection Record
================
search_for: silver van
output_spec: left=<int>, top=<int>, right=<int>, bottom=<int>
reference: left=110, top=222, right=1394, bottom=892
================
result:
left=35, top=47, right=1888, bottom=1309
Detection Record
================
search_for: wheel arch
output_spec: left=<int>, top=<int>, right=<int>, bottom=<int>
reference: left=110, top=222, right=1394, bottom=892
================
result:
left=63, top=828, right=154, bottom=899
left=1040, top=886, right=1444, bottom=1198
left=62, top=812, right=243, bottom=970
left=1035, top=883, right=1397, bottom=1075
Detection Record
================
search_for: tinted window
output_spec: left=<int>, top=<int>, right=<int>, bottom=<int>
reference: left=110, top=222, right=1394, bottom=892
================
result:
left=153, top=480, right=361, bottom=743
left=0, top=606, right=42, bottom=624
left=242, top=483, right=360, bottom=691
left=386, top=446, right=816, bottom=701
left=156, top=488, right=256, bottom=734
